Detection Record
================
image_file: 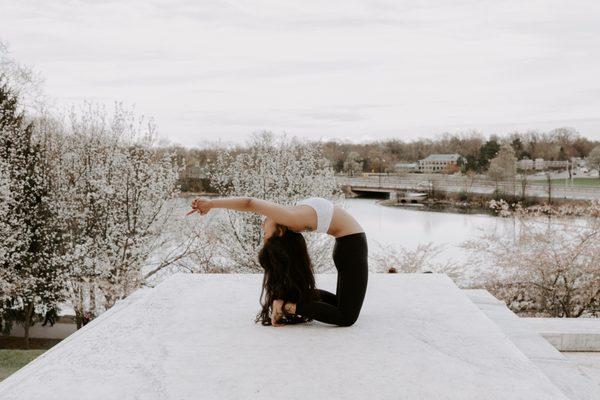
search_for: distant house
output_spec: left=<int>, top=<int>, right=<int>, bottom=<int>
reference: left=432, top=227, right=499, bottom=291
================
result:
left=517, top=158, right=534, bottom=170
left=394, top=162, right=418, bottom=173
left=543, top=160, right=569, bottom=169
left=418, top=154, right=462, bottom=174
left=520, top=158, right=570, bottom=171
left=571, top=157, right=585, bottom=168
left=517, top=158, right=571, bottom=171
left=534, top=158, right=545, bottom=170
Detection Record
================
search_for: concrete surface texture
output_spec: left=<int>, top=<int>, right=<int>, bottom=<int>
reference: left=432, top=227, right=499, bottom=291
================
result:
left=0, top=273, right=576, bottom=400
left=563, top=353, right=600, bottom=387
left=463, top=289, right=599, bottom=399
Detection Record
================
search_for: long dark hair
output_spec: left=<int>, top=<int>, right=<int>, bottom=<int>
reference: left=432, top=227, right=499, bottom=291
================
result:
left=256, top=224, right=319, bottom=325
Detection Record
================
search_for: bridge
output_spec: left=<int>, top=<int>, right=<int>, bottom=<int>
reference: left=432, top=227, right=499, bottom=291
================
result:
left=336, top=174, right=600, bottom=201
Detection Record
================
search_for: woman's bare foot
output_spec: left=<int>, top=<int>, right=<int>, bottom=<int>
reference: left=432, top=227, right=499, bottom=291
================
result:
left=271, top=299, right=284, bottom=326
left=284, top=302, right=296, bottom=315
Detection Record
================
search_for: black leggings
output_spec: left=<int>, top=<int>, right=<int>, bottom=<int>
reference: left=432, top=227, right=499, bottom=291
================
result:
left=295, top=232, right=369, bottom=326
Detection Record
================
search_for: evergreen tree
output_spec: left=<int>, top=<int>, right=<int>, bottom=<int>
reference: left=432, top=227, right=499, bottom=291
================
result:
left=460, top=154, right=478, bottom=173
left=511, top=137, right=524, bottom=159
left=0, top=76, right=66, bottom=347
left=478, top=140, right=501, bottom=171
left=558, top=146, right=567, bottom=161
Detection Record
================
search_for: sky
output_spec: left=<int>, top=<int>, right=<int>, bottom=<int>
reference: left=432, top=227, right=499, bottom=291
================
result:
left=1, top=0, right=599, bottom=147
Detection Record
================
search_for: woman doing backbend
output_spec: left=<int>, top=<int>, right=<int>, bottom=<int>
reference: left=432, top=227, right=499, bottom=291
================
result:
left=187, top=196, right=369, bottom=327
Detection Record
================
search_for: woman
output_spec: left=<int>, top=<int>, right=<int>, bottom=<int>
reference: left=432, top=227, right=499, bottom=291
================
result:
left=187, top=196, right=368, bottom=327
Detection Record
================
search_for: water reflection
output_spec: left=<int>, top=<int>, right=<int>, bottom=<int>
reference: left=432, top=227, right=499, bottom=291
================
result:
left=342, top=198, right=516, bottom=264
left=173, top=195, right=519, bottom=267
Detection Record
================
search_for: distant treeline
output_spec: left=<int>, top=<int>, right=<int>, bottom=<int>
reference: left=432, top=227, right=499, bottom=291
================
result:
left=320, top=128, right=598, bottom=173
left=166, top=128, right=599, bottom=191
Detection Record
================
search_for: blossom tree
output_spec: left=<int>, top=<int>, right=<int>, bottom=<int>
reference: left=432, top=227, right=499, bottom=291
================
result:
left=0, top=78, right=67, bottom=346
left=342, top=151, right=363, bottom=176
left=371, top=242, right=464, bottom=282
left=45, top=103, right=184, bottom=324
left=487, top=143, right=517, bottom=193
left=209, top=131, right=342, bottom=272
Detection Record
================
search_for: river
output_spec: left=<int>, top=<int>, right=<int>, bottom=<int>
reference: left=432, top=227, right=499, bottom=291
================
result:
left=166, top=196, right=517, bottom=272
left=342, top=197, right=516, bottom=266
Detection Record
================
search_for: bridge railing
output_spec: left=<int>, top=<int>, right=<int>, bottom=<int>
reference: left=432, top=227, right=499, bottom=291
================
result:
left=335, top=175, right=600, bottom=200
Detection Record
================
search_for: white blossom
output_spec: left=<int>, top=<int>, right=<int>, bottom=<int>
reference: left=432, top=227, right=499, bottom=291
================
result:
left=43, top=102, right=183, bottom=320
left=208, top=131, right=342, bottom=272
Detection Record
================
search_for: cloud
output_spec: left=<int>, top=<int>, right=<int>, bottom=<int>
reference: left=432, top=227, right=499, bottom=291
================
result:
left=1, top=0, right=599, bottom=146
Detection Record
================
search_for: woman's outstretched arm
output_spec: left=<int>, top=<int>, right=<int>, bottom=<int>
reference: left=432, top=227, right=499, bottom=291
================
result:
left=188, top=196, right=304, bottom=229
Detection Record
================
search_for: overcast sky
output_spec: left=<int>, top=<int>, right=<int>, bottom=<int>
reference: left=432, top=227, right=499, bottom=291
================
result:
left=1, top=0, right=599, bottom=147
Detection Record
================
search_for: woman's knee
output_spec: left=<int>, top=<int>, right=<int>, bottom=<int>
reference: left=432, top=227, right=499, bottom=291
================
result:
left=338, top=312, right=359, bottom=327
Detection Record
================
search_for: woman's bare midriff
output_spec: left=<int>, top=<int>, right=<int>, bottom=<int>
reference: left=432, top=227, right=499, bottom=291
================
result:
left=290, top=204, right=363, bottom=237
left=327, top=206, right=364, bottom=238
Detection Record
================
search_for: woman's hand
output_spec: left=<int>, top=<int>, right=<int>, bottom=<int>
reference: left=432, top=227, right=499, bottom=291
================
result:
left=271, top=299, right=285, bottom=327
left=186, top=198, right=213, bottom=216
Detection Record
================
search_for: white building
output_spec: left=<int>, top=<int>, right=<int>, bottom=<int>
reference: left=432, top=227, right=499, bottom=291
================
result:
left=571, top=157, right=585, bottom=168
left=544, top=160, right=569, bottom=169
left=394, top=162, right=418, bottom=172
left=518, top=158, right=569, bottom=171
left=418, top=154, right=462, bottom=173
left=517, top=158, right=534, bottom=170
left=534, top=158, right=545, bottom=170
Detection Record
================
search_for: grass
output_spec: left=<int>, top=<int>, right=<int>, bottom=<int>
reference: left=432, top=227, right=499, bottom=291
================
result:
left=0, top=336, right=61, bottom=382
left=0, top=349, right=46, bottom=382
left=530, top=177, right=600, bottom=187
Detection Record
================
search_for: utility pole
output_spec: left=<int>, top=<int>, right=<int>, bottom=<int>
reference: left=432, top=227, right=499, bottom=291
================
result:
left=378, top=158, right=385, bottom=186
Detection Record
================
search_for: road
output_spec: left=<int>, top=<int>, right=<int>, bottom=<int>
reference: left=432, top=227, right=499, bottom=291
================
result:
left=336, top=174, right=600, bottom=201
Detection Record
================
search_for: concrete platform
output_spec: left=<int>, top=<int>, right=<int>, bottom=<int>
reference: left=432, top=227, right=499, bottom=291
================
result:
left=0, top=274, right=572, bottom=399
left=464, top=289, right=599, bottom=399
left=563, top=353, right=600, bottom=386
left=523, top=317, right=600, bottom=352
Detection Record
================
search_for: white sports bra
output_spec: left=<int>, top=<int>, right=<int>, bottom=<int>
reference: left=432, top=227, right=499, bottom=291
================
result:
left=295, top=197, right=334, bottom=233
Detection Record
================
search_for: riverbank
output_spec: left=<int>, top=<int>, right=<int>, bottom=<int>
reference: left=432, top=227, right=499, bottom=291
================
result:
left=380, top=198, right=497, bottom=216
left=378, top=191, right=593, bottom=217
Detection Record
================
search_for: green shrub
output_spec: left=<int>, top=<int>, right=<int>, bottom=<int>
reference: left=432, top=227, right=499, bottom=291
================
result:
left=492, top=189, right=504, bottom=200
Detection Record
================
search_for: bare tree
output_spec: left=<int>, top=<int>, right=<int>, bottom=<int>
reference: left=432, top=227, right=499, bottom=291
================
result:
left=0, top=41, right=47, bottom=113
left=518, top=173, right=529, bottom=200
left=586, top=145, right=600, bottom=180
left=371, top=242, right=464, bottom=283
left=342, top=151, right=363, bottom=177
left=544, top=171, right=553, bottom=204
left=462, top=170, right=477, bottom=195
left=487, top=143, right=517, bottom=194
left=464, top=199, right=600, bottom=317
left=142, top=196, right=226, bottom=282
left=426, top=176, right=440, bottom=199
